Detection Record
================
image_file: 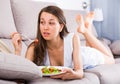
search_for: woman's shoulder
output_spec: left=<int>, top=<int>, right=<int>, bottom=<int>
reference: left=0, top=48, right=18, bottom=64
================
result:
left=27, top=42, right=35, bottom=49
left=64, top=32, right=74, bottom=38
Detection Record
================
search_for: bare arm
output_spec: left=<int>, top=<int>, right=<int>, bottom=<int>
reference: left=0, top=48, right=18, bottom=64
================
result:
left=11, top=32, right=35, bottom=62
left=72, top=33, right=84, bottom=79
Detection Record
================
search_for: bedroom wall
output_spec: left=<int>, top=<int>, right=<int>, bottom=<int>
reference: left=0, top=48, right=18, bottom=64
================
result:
left=33, top=0, right=90, bottom=11
left=91, top=0, right=120, bottom=41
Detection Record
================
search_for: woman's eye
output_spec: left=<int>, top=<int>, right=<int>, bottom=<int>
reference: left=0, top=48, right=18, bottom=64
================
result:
left=49, top=22, right=55, bottom=25
left=40, top=21, right=44, bottom=25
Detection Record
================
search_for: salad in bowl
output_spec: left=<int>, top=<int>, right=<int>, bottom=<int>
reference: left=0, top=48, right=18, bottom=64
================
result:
left=39, top=66, right=64, bottom=76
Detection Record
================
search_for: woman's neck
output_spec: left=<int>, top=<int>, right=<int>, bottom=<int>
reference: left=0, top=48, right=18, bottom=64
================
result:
left=47, top=37, right=63, bottom=50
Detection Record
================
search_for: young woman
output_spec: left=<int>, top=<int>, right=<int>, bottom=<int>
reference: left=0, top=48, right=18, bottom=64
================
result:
left=11, top=6, right=115, bottom=80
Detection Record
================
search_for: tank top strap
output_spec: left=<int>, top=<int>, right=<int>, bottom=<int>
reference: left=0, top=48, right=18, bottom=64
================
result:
left=64, top=33, right=74, bottom=68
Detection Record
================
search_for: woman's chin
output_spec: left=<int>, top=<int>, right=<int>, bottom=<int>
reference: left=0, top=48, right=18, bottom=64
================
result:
left=43, top=37, right=51, bottom=40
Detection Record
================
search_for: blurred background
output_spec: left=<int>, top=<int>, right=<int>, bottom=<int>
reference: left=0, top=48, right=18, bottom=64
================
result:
left=34, top=0, right=120, bottom=41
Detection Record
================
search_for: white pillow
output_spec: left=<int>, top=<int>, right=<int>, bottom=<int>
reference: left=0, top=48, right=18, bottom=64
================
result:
left=0, top=0, right=17, bottom=38
left=110, top=40, right=120, bottom=55
left=98, top=37, right=111, bottom=46
left=0, top=39, right=27, bottom=57
left=0, top=52, right=42, bottom=81
left=10, top=0, right=56, bottom=40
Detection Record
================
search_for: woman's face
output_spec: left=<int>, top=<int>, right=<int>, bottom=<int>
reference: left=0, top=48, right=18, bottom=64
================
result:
left=40, top=12, right=63, bottom=40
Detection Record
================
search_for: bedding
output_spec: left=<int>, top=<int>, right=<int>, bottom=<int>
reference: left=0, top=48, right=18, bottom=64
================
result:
left=0, top=52, right=42, bottom=81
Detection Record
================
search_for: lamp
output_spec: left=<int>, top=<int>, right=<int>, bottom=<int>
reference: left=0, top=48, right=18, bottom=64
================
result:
left=82, top=1, right=91, bottom=9
left=82, top=2, right=88, bottom=9
left=94, top=8, right=104, bottom=21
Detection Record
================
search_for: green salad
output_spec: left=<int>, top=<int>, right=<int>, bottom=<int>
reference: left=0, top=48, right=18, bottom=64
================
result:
left=41, top=66, right=62, bottom=74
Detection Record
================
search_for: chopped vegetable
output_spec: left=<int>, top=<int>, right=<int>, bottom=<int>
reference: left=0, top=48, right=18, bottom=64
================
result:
left=41, top=66, right=62, bottom=74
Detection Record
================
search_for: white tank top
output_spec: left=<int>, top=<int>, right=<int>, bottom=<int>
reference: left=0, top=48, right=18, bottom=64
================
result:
left=43, top=33, right=104, bottom=69
left=43, top=33, right=74, bottom=68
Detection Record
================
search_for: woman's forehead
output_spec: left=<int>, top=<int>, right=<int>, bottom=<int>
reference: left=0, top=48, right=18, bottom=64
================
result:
left=40, top=12, right=58, bottom=21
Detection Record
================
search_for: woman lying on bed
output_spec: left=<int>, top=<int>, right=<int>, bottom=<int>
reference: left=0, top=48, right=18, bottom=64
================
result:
left=11, top=6, right=115, bottom=80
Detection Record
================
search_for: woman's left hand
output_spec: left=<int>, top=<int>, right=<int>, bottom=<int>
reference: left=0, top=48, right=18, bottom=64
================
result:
left=50, top=67, right=76, bottom=80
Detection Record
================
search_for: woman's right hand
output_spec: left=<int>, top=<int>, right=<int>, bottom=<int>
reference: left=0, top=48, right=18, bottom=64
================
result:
left=11, top=32, right=22, bottom=55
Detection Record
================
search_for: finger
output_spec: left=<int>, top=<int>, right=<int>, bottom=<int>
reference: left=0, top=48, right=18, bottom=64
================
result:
left=12, top=34, right=22, bottom=47
left=50, top=71, right=67, bottom=79
left=11, top=32, right=19, bottom=38
left=11, top=33, right=22, bottom=40
left=62, top=71, right=78, bottom=80
left=50, top=74, right=63, bottom=79
left=13, top=34, right=22, bottom=42
left=62, top=67, right=73, bottom=73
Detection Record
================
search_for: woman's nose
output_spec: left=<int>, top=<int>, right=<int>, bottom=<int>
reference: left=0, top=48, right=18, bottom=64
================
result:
left=44, top=24, right=49, bottom=29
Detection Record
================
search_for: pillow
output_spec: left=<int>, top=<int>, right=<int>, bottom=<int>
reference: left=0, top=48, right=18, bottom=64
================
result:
left=110, top=40, right=120, bottom=55
left=0, top=79, right=17, bottom=84
left=0, top=52, right=42, bottom=81
left=10, top=0, right=56, bottom=40
left=0, top=39, right=27, bottom=57
left=63, top=9, right=98, bottom=40
left=0, top=0, right=17, bottom=38
left=98, top=37, right=111, bottom=46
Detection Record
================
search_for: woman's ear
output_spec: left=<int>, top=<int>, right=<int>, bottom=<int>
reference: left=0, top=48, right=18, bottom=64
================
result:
left=59, top=24, right=64, bottom=32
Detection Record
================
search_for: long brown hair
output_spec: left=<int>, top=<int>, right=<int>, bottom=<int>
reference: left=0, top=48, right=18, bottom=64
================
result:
left=33, top=6, right=69, bottom=65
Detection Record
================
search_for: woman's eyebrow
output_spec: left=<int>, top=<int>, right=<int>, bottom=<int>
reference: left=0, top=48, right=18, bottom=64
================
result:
left=49, top=19, right=55, bottom=21
left=40, top=18, right=57, bottom=22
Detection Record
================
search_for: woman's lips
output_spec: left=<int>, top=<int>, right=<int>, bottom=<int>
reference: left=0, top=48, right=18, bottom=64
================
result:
left=43, top=32, right=50, bottom=37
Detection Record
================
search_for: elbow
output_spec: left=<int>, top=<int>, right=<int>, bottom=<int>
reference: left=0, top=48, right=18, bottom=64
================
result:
left=76, top=70, right=84, bottom=79
left=79, top=71, right=84, bottom=79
